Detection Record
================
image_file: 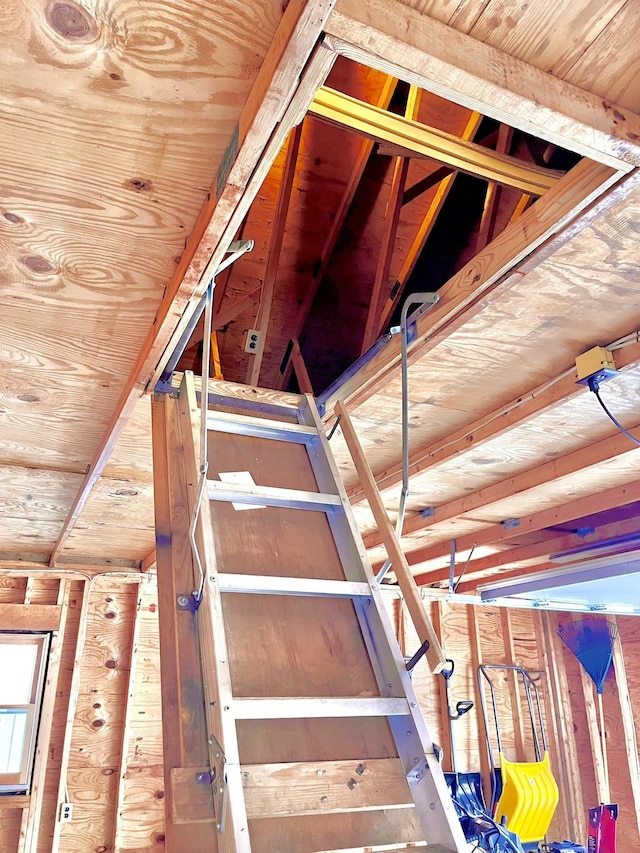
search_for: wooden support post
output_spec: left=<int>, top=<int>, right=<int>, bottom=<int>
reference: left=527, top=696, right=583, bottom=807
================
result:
left=500, top=609, right=527, bottom=761
left=51, top=579, right=92, bottom=853
left=335, top=400, right=446, bottom=673
left=432, top=601, right=452, bottom=771
left=247, top=123, right=303, bottom=387
left=611, top=617, right=640, bottom=836
left=476, top=124, right=513, bottom=252
left=468, top=607, right=492, bottom=808
left=113, top=581, right=144, bottom=851
left=535, top=612, right=579, bottom=841
left=151, top=392, right=219, bottom=853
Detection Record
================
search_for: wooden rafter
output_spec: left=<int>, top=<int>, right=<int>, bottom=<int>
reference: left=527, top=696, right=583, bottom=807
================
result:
left=361, top=85, right=421, bottom=354
left=476, top=124, right=513, bottom=251
left=309, top=87, right=562, bottom=195
left=276, top=74, right=398, bottom=390
left=375, top=109, right=482, bottom=337
left=247, top=122, right=303, bottom=386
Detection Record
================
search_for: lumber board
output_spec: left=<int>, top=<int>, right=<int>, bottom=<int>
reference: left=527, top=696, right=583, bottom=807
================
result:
left=151, top=393, right=219, bottom=853
left=0, top=603, right=61, bottom=630
left=335, top=401, right=446, bottom=673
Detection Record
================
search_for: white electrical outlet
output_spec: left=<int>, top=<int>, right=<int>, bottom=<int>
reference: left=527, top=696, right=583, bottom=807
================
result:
left=244, top=329, right=261, bottom=354
left=60, top=802, right=73, bottom=822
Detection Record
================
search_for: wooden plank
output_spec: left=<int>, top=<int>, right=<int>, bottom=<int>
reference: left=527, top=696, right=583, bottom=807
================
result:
left=207, top=479, right=340, bottom=510
left=476, top=124, right=513, bottom=251
left=335, top=401, right=446, bottom=673
left=468, top=607, right=492, bottom=807
left=326, top=0, right=640, bottom=167
left=0, top=603, right=61, bottom=631
left=0, top=795, right=30, bottom=810
left=213, top=286, right=262, bottom=331
left=309, top=87, right=562, bottom=194
left=361, top=86, right=419, bottom=354
left=321, top=158, right=625, bottom=415
left=610, top=617, right=640, bottom=837
left=151, top=392, right=219, bottom=853
left=113, top=581, right=144, bottom=851
left=242, top=758, right=412, bottom=816
left=376, top=110, right=482, bottom=335
left=290, top=340, right=314, bottom=395
left=51, top=579, right=92, bottom=853
left=247, top=123, right=303, bottom=386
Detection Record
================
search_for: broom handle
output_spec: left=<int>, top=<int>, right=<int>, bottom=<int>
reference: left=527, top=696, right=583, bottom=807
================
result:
left=597, top=691, right=610, bottom=803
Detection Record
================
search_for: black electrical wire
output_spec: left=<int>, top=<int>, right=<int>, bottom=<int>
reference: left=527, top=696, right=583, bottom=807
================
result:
left=588, top=377, right=640, bottom=448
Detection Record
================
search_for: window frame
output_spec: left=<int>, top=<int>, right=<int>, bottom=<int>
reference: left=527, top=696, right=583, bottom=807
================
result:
left=0, top=632, right=50, bottom=794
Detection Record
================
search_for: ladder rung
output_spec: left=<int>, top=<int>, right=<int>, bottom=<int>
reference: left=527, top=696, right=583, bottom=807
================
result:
left=243, top=758, right=412, bottom=818
left=232, top=697, right=410, bottom=719
left=208, top=480, right=341, bottom=511
left=207, top=410, right=318, bottom=444
left=217, top=573, right=372, bottom=598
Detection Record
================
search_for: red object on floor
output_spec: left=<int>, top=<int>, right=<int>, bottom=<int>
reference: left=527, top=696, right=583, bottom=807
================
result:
left=587, top=804, right=618, bottom=853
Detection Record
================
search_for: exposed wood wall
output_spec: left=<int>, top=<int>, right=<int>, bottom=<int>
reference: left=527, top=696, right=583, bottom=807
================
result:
left=394, top=597, right=640, bottom=849
left=0, top=570, right=163, bottom=853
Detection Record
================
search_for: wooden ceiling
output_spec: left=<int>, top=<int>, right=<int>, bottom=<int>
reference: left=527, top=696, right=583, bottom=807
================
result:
left=2, top=0, right=640, bottom=604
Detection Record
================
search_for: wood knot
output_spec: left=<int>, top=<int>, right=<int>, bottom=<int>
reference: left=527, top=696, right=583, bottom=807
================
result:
left=46, top=2, right=98, bottom=42
left=91, top=718, right=104, bottom=729
left=104, top=611, right=116, bottom=620
left=3, top=212, right=23, bottom=224
left=126, top=178, right=154, bottom=193
left=17, top=394, right=39, bottom=403
left=22, top=255, right=54, bottom=274
left=105, top=659, right=117, bottom=669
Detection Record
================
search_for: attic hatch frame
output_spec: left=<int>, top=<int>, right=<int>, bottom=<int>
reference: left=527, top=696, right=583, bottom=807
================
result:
left=149, top=5, right=639, bottom=398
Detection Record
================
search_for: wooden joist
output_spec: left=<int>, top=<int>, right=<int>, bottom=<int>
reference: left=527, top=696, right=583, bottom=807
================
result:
left=309, top=86, right=562, bottom=195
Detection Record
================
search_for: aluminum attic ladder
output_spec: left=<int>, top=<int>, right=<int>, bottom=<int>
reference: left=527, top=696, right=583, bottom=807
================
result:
left=153, top=372, right=467, bottom=853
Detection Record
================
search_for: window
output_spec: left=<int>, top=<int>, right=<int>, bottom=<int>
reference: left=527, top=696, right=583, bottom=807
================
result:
left=0, top=633, right=50, bottom=794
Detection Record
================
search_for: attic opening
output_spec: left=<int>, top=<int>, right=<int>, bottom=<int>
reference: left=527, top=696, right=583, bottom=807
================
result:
left=175, top=55, right=595, bottom=397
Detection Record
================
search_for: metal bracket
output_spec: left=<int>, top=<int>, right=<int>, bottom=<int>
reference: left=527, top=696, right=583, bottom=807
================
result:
left=502, top=517, right=521, bottom=530
left=406, top=756, right=430, bottom=784
left=198, top=733, right=227, bottom=831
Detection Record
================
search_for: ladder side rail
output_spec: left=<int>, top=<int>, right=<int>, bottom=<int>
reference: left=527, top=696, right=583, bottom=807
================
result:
left=178, top=372, right=252, bottom=853
left=298, top=396, right=467, bottom=853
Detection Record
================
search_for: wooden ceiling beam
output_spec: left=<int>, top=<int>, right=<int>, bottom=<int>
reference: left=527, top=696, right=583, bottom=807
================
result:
left=48, top=4, right=337, bottom=566
left=411, top=511, right=640, bottom=590
left=351, top=337, right=640, bottom=507
left=362, top=414, right=640, bottom=551
left=404, top=477, right=640, bottom=569
left=309, top=86, right=562, bottom=195
left=326, top=0, right=640, bottom=169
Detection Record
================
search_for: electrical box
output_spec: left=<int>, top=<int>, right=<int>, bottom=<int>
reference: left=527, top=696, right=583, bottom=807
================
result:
left=575, top=346, right=617, bottom=386
left=244, top=329, right=261, bottom=354
left=60, top=802, right=73, bottom=822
